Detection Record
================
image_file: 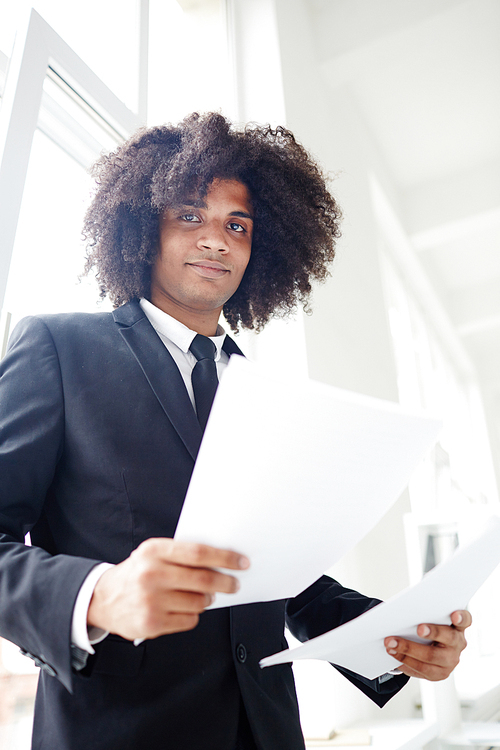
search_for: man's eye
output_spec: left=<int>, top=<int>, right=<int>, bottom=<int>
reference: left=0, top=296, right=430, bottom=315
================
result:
left=228, top=222, right=245, bottom=233
left=181, top=214, right=200, bottom=223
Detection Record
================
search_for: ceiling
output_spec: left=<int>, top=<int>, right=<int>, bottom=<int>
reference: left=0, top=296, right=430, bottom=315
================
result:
left=308, top=0, right=500, bottom=405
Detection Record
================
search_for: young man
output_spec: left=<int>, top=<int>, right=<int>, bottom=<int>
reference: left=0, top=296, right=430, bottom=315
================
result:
left=0, top=113, right=470, bottom=750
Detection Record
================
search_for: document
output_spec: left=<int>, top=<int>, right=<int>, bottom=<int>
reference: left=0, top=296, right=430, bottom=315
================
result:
left=175, top=355, right=441, bottom=609
left=260, top=515, right=500, bottom=678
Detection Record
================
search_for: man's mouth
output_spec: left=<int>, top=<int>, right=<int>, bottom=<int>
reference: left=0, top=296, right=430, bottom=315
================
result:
left=188, top=261, right=229, bottom=278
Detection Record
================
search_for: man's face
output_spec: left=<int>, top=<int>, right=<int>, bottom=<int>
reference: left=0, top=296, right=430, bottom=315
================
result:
left=151, top=179, right=253, bottom=333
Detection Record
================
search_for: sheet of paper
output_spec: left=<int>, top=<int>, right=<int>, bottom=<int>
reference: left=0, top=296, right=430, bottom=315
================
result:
left=260, top=515, right=500, bottom=679
left=174, top=355, right=441, bottom=609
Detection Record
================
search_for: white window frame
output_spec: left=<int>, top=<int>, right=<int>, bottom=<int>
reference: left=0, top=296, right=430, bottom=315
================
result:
left=0, top=6, right=148, bottom=313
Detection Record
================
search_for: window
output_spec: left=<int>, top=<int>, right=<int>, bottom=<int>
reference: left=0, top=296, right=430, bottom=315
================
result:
left=0, top=5, right=145, bottom=341
left=0, top=3, right=149, bottom=735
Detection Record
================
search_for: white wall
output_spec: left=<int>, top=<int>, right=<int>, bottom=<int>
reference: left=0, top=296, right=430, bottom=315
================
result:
left=269, top=0, right=421, bottom=728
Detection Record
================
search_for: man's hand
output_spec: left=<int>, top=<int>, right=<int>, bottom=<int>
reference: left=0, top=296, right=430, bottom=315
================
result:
left=384, top=610, right=471, bottom=681
left=87, top=538, right=250, bottom=641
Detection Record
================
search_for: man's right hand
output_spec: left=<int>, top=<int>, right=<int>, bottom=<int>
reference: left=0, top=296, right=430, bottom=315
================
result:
left=87, top=538, right=249, bottom=641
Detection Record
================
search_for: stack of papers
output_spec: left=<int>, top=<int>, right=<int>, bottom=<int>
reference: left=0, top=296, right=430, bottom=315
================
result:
left=175, top=356, right=441, bottom=609
left=260, top=515, right=500, bottom=678
left=175, top=357, right=500, bottom=678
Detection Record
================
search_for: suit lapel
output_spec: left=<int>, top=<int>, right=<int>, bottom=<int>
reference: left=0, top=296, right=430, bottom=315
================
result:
left=113, top=301, right=203, bottom=461
left=113, top=300, right=246, bottom=461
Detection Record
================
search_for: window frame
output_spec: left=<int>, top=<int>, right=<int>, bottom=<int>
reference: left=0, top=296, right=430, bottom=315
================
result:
left=0, top=6, right=147, bottom=313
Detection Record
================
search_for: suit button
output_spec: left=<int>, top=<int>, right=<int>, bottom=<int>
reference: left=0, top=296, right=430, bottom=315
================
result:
left=236, top=643, right=247, bottom=663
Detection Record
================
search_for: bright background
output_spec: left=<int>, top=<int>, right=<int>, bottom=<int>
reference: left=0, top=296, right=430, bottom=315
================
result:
left=1, top=1, right=499, bottom=748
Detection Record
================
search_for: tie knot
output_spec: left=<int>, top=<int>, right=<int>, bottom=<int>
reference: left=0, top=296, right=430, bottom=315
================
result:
left=190, top=334, right=217, bottom=362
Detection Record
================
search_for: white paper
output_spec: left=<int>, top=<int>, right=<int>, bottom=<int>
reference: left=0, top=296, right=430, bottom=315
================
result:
left=175, top=356, right=441, bottom=609
left=260, top=515, right=500, bottom=679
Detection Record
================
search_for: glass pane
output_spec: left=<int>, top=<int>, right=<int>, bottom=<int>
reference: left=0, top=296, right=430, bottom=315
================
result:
left=148, top=0, right=233, bottom=125
left=3, top=128, right=112, bottom=332
left=40, top=71, right=124, bottom=167
left=0, top=0, right=139, bottom=111
left=381, top=251, right=498, bottom=513
left=0, top=3, right=17, bottom=58
left=0, top=49, right=7, bottom=99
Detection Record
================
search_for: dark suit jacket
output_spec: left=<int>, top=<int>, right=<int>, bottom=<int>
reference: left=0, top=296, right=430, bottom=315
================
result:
left=0, top=299, right=407, bottom=750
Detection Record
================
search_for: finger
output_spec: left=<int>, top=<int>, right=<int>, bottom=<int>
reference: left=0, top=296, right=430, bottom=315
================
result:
left=129, top=594, right=213, bottom=640
left=137, top=538, right=250, bottom=571
left=415, top=622, right=466, bottom=647
left=160, top=590, right=214, bottom=614
left=385, top=635, right=465, bottom=683
left=391, top=657, right=449, bottom=682
left=384, top=646, right=450, bottom=681
left=450, top=610, right=472, bottom=630
left=122, top=592, right=214, bottom=641
left=385, top=637, right=456, bottom=669
left=152, top=562, right=242, bottom=596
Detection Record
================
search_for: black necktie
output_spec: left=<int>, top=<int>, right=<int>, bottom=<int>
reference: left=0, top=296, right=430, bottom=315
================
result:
left=189, top=334, right=219, bottom=433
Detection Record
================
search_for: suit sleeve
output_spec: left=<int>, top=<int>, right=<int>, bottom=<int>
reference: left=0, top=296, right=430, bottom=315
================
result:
left=0, top=317, right=103, bottom=693
left=285, top=575, right=409, bottom=706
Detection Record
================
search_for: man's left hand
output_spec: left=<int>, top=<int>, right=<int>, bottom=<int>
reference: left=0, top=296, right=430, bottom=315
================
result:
left=384, top=610, right=472, bottom=681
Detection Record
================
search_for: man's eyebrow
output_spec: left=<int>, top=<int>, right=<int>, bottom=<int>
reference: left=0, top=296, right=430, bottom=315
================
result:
left=183, top=198, right=207, bottom=209
left=178, top=200, right=254, bottom=220
left=229, top=210, right=254, bottom=220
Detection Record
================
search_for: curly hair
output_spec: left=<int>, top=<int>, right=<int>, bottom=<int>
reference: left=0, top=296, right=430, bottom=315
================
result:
left=83, top=112, right=341, bottom=332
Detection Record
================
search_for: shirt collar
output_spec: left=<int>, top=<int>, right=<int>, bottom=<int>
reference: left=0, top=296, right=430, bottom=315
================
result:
left=139, top=298, right=226, bottom=361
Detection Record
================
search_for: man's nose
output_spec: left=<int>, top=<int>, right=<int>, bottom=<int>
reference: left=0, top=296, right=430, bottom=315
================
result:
left=196, top=221, right=229, bottom=253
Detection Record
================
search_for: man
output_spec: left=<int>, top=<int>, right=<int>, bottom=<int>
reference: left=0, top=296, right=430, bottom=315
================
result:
left=0, top=113, right=470, bottom=750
